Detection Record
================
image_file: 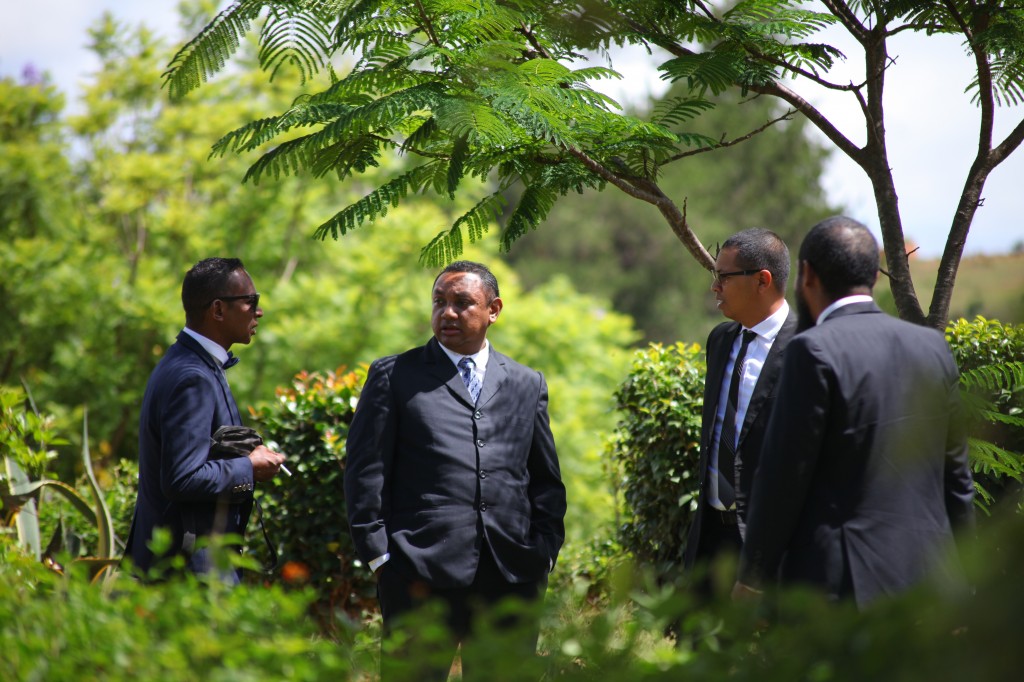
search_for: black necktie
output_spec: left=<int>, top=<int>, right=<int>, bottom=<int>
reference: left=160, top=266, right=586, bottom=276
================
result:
left=718, top=329, right=756, bottom=509
left=223, top=352, right=239, bottom=370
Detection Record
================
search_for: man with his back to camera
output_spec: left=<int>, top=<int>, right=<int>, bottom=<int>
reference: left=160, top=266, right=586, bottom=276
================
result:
left=734, top=217, right=974, bottom=606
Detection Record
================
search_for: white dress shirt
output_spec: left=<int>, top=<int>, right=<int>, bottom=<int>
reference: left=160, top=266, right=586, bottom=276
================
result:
left=182, top=327, right=230, bottom=374
left=817, top=294, right=874, bottom=325
left=708, top=301, right=790, bottom=510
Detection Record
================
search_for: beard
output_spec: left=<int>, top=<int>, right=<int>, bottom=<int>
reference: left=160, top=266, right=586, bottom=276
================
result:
left=796, top=291, right=816, bottom=332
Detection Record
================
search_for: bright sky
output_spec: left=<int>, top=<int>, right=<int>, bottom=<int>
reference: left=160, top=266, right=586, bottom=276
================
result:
left=3, top=1, right=1023, bottom=257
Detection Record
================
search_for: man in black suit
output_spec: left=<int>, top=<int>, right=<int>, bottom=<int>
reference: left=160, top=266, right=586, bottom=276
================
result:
left=684, top=229, right=797, bottom=590
left=735, top=217, right=975, bottom=607
left=128, top=257, right=286, bottom=580
left=345, top=260, right=566, bottom=680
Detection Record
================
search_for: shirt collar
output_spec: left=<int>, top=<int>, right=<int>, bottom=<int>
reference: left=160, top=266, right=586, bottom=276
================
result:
left=182, top=327, right=230, bottom=367
left=817, top=295, right=874, bottom=325
left=746, top=300, right=790, bottom=341
left=439, top=339, right=490, bottom=371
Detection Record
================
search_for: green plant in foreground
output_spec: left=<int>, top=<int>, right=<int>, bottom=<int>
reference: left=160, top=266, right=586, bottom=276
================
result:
left=1, top=385, right=118, bottom=582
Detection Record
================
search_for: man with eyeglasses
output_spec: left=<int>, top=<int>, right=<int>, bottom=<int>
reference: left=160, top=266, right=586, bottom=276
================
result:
left=734, top=217, right=973, bottom=607
left=126, top=257, right=286, bottom=581
left=683, top=228, right=797, bottom=594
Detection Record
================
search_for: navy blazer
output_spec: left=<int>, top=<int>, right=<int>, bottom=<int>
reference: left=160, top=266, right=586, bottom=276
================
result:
left=345, top=338, right=567, bottom=589
left=739, top=302, right=975, bottom=606
left=127, top=332, right=255, bottom=574
left=684, top=311, right=797, bottom=568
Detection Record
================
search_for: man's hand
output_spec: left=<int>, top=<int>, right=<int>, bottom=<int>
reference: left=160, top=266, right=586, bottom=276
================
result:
left=248, top=444, right=287, bottom=481
left=731, top=581, right=764, bottom=602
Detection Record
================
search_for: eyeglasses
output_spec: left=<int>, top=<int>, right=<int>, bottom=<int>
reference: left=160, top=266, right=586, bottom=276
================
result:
left=205, top=293, right=260, bottom=309
left=712, top=269, right=761, bottom=285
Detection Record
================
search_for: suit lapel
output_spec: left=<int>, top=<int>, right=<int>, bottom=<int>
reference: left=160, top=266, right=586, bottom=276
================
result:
left=424, top=338, right=477, bottom=408
left=705, top=323, right=740, bottom=435
left=737, top=311, right=797, bottom=446
left=477, top=349, right=507, bottom=408
left=177, top=332, right=242, bottom=425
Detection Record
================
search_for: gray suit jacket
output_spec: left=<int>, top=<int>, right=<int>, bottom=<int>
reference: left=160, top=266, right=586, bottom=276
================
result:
left=684, top=311, right=797, bottom=568
left=739, top=302, right=975, bottom=606
left=345, top=338, right=566, bottom=588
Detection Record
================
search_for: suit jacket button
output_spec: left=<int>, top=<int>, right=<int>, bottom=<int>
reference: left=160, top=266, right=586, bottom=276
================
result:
left=479, top=470, right=487, bottom=479
left=476, top=439, right=485, bottom=447
left=479, top=503, right=488, bottom=512
left=474, top=410, right=482, bottom=419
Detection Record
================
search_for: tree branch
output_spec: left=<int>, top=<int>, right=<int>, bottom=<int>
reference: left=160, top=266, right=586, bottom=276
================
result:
left=821, top=0, right=870, bottom=43
left=747, top=79, right=865, bottom=163
left=661, top=109, right=795, bottom=165
left=566, top=147, right=713, bottom=268
left=412, top=0, right=441, bottom=47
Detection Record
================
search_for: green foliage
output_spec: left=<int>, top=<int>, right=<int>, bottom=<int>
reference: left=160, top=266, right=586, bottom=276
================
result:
left=606, top=342, right=704, bottom=583
left=248, top=367, right=376, bottom=623
left=1, top=391, right=119, bottom=580
left=0, top=385, right=65, bottom=481
left=164, top=0, right=779, bottom=266
left=0, top=537, right=370, bottom=681
left=946, top=316, right=1024, bottom=512
left=5, top=511, right=1024, bottom=680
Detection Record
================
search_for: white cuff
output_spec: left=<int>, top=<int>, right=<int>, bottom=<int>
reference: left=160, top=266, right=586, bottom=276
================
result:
left=369, top=553, right=390, bottom=572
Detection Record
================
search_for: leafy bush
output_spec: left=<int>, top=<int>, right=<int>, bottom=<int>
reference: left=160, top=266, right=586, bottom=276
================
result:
left=946, top=317, right=1024, bottom=512
left=0, top=536, right=371, bottom=681
left=248, top=367, right=375, bottom=624
left=605, top=343, right=705, bottom=584
left=5, top=512, right=1024, bottom=681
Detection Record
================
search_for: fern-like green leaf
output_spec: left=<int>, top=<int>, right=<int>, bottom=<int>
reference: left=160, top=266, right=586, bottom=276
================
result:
left=659, top=52, right=743, bottom=96
left=313, top=162, right=441, bottom=240
left=501, top=183, right=557, bottom=251
left=164, top=0, right=265, bottom=101
left=419, top=191, right=506, bottom=267
left=258, top=7, right=335, bottom=83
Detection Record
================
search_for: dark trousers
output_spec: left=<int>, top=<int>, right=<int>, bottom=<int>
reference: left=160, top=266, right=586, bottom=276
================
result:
left=377, top=546, right=546, bottom=682
left=692, top=505, right=743, bottom=599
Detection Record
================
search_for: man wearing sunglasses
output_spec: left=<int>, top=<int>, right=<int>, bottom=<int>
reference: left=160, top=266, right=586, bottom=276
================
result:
left=126, top=257, right=286, bottom=581
left=683, top=228, right=797, bottom=594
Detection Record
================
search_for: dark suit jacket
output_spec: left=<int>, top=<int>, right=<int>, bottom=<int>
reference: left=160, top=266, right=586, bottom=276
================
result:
left=127, top=332, right=255, bottom=574
left=345, top=338, right=567, bottom=589
left=739, top=302, right=975, bottom=607
left=684, top=311, right=797, bottom=568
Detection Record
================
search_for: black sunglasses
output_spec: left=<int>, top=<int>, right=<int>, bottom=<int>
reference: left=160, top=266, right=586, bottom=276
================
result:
left=205, top=293, right=260, bottom=309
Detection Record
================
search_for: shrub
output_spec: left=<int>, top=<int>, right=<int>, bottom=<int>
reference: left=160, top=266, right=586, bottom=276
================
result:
left=4, top=505, right=1024, bottom=680
left=946, top=317, right=1024, bottom=512
left=247, top=367, right=376, bottom=625
left=0, top=535, right=371, bottom=681
left=605, top=342, right=704, bottom=584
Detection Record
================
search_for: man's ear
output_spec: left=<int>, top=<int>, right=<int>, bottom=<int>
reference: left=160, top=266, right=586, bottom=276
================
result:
left=488, top=296, right=503, bottom=322
left=800, top=260, right=820, bottom=289
left=757, top=269, right=774, bottom=292
left=209, top=299, right=226, bottom=322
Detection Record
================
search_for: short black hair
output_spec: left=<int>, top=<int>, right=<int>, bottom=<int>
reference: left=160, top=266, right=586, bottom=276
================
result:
left=182, top=257, right=245, bottom=323
left=799, top=216, right=879, bottom=298
left=435, top=260, right=500, bottom=300
left=721, top=228, right=790, bottom=293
